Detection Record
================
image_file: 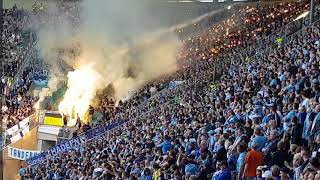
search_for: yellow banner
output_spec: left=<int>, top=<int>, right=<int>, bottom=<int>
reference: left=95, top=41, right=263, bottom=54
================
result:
left=43, top=114, right=63, bottom=127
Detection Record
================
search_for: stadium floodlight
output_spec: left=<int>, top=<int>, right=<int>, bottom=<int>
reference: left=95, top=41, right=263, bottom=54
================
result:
left=294, top=11, right=310, bottom=21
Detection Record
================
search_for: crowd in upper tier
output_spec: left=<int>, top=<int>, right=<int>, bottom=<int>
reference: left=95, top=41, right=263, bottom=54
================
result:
left=2, top=0, right=316, bottom=180
left=0, top=6, right=35, bottom=130
left=0, top=0, right=80, bottom=132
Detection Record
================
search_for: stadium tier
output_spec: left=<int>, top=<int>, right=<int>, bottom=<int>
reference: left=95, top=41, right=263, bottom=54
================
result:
left=2, top=0, right=320, bottom=180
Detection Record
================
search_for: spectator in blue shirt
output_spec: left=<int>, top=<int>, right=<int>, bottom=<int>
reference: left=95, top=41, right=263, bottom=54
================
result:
left=303, top=109, right=316, bottom=145
left=236, top=143, right=247, bottom=179
left=224, top=110, right=239, bottom=127
left=262, top=108, right=271, bottom=124
left=158, top=135, right=173, bottom=155
left=139, top=168, right=152, bottom=180
left=284, top=103, right=299, bottom=122
left=214, top=161, right=231, bottom=180
left=298, top=106, right=307, bottom=125
left=250, top=127, right=268, bottom=151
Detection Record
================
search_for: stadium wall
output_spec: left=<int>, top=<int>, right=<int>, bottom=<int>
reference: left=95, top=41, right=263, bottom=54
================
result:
left=3, top=127, right=38, bottom=180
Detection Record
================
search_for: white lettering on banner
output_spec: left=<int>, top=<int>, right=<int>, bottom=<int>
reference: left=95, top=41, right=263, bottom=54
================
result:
left=48, top=137, right=85, bottom=156
left=50, top=147, right=56, bottom=156
left=8, top=147, right=40, bottom=160
left=56, top=146, right=61, bottom=154
left=65, top=141, right=70, bottom=149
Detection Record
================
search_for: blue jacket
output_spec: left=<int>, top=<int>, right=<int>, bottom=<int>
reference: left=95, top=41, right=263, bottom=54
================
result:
left=299, top=112, right=307, bottom=125
left=302, top=112, right=313, bottom=139
left=159, top=140, right=172, bottom=155
left=215, top=168, right=231, bottom=180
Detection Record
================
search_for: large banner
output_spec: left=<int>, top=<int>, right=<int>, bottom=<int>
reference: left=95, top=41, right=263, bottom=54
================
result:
left=8, top=147, right=41, bottom=160
left=26, top=119, right=128, bottom=166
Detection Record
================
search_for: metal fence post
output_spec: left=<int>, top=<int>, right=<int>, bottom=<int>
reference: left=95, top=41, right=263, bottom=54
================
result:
left=311, top=0, right=315, bottom=24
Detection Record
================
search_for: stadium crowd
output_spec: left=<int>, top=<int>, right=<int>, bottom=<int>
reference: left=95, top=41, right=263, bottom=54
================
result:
left=7, top=1, right=317, bottom=180
left=1, top=0, right=319, bottom=180
left=178, top=1, right=311, bottom=60
left=1, top=0, right=79, bottom=132
left=0, top=6, right=37, bottom=131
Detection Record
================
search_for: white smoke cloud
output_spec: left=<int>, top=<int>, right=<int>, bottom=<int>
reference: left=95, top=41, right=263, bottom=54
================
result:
left=33, top=0, right=181, bottom=115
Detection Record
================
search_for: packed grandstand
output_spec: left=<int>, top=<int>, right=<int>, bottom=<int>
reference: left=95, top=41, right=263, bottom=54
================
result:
left=2, top=0, right=320, bottom=180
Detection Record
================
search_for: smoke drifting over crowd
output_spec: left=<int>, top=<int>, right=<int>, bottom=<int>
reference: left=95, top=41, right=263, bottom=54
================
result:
left=34, top=0, right=181, bottom=116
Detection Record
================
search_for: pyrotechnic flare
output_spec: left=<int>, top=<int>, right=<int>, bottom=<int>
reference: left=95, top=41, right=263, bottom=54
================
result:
left=58, top=63, right=102, bottom=121
left=34, top=0, right=182, bottom=119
